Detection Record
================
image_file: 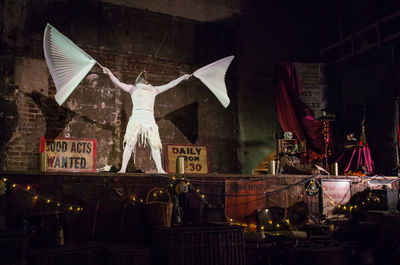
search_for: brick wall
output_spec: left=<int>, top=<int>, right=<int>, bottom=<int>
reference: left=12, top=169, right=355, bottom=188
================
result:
left=0, top=0, right=240, bottom=173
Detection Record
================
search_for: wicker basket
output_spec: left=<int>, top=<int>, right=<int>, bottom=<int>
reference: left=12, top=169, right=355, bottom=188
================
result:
left=151, top=224, right=245, bottom=265
left=107, top=245, right=151, bottom=265
left=144, top=187, right=173, bottom=228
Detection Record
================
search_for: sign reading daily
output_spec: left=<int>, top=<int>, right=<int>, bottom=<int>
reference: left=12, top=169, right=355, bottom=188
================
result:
left=165, top=144, right=209, bottom=173
left=40, top=137, right=97, bottom=172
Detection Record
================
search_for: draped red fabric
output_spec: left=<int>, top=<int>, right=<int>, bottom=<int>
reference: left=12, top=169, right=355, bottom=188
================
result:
left=274, top=63, right=325, bottom=152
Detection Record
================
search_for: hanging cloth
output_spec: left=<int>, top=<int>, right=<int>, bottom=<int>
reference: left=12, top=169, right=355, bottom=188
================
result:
left=192, top=55, right=234, bottom=108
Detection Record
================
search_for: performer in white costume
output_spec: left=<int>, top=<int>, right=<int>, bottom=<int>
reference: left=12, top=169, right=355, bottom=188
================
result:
left=102, top=67, right=191, bottom=173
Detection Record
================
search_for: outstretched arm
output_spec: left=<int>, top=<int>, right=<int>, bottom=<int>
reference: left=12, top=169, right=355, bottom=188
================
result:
left=103, top=67, right=135, bottom=93
left=155, top=74, right=191, bottom=94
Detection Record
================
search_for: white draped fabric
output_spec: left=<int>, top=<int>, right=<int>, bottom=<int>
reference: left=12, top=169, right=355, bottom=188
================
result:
left=43, top=23, right=96, bottom=105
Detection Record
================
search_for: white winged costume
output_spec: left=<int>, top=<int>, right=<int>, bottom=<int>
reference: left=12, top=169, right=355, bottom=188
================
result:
left=102, top=68, right=190, bottom=173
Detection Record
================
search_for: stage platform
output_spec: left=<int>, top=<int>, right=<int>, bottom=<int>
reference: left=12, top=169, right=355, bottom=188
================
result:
left=0, top=172, right=399, bottom=222
left=0, top=171, right=398, bottom=242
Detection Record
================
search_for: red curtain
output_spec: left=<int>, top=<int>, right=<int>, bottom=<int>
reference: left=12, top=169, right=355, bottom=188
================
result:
left=274, top=63, right=325, bottom=152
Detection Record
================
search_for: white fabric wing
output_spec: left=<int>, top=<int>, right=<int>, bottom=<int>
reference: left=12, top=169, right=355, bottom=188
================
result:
left=193, top=55, right=234, bottom=108
left=43, top=23, right=96, bottom=105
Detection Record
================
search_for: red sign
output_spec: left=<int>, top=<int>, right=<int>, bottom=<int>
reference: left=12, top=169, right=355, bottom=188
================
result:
left=321, top=179, right=352, bottom=217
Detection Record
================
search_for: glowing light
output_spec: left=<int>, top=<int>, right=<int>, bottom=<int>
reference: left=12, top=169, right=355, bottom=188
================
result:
left=27, top=186, right=31, bottom=190
left=196, top=189, right=200, bottom=193
left=159, top=190, right=163, bottom=194
left=276, top=224, right=280, bottom=228
left=201, top=194, right=205, bottom=198
left=12, top=184, right=16, bottom=188
left=343, top=206, right=347, bottom=210
left=33, top=195, right=38, bottom=200
left=140, top=199, right=144, bottom=203
left=268, top=220, right=273, bottom=224
left=153, top=193, right=157, bottom=197
left=261, top=226, right=265, bottom=230
left=57, top=203, right=61, bottom=207
left=46, top=199, right=51, bottom=203
left=69, top=206, right=73, bottom=210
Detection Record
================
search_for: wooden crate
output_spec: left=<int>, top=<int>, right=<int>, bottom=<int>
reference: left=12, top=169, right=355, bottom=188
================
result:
left=29, top=242, right=104, bottom=265
left=150, top=224, right=245, bottom=265
left=0, top=236, right=29, bottom=265
left=107, top=245, right=151, bottom=265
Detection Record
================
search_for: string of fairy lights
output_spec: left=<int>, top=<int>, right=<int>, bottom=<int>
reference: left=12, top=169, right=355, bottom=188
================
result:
left=0, top=177, right=83, bottom=212
left=1, top=173, right=398, bottom=229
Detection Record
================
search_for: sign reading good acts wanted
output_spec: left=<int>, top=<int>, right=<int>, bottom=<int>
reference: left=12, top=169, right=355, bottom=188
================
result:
left=165, top=144, right=209, bottom=173
left=40, top=136, right=97, bottom=172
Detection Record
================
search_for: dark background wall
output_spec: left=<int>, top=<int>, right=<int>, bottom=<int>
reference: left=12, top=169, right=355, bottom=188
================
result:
left=323, top=0, right=400, bottom=174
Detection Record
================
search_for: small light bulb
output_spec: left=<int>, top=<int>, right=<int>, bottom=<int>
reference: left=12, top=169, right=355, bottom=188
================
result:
left=2, top=178, right=7, bottom=182
left=276, top=224, right=280, bottom=228
left=196, top=189, right=200, bottom=193
left=153, top=193, right=157, bottom=197
left=261, top=226, right=264, bottom=230
left=33, top=195, right=38, bottom=200
left=159, top=190, right=163, bottom=194
left=27, top=186, right=31, bottom=190
left=201, top=194, right=205, bottom=198
left=12, top=184, right=16, bottom=188
left=57, top=203, right=61, bottom=207
left=69, top=206, right=73, bottom=210
left=46, top=199, right=50, bottom=203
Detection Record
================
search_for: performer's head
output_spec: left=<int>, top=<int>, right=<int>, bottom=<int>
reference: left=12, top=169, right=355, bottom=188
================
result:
left=135, top=70, right=148, bottom=85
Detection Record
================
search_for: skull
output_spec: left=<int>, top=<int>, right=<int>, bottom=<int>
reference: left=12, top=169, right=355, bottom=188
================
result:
left=284, top=131, right=293, bottom=139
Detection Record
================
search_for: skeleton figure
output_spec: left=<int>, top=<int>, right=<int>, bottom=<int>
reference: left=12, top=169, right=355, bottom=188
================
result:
left=102, top=68, right=190, bottom=173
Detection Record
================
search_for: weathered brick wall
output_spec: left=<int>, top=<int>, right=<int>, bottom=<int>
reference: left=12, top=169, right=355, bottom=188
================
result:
left=0, top=0, right=240, bottom=173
